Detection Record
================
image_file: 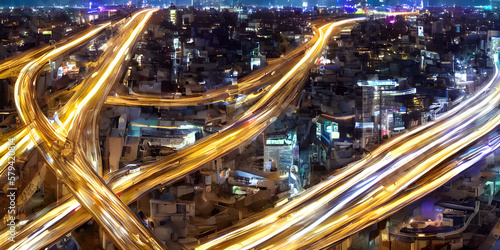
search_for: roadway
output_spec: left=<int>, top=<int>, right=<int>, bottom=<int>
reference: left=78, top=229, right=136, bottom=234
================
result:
left=0, top=23, right=119, bottom=180
left=13, top=9, right=165, bottom=250
left=0, top=19, right=135, bottom=181
left=194, top=54, right=500, bottom=249
left=0, top=14, right=326, bottom=249
left=0, top=45, right=52, bottom=79
left=4, top=11, right=479, bottom=250
left=0, top=17, right=360, bottom=250
left=0, top=9, right=147, bottom=175
left=0, top=22, right=116, bottom=79
left=103, top=20, right=327, bottom=108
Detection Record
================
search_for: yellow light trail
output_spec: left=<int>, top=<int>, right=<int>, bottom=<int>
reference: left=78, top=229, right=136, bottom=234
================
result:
left=13, top=9, right=165, bottom=250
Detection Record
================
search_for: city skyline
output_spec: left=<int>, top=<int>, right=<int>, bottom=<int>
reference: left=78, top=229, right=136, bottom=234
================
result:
left=0, top=0, right=493, bottom=8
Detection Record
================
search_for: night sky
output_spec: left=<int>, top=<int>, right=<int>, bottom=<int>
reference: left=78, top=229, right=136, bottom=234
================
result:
left=0, top=0, right=492, bottom=8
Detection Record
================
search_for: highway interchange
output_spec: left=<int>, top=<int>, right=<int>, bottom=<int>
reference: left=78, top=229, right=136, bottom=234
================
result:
left=0, top=9, right=499, bottom=250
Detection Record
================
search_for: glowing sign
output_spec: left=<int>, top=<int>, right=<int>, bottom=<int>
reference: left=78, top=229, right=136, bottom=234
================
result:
left=355, top=122, right=374, bottom=129
left=316, top=122, right=321, bottom=138
left=492, top=37, right=500, bottom=52
left=170, top=9, right=176, bottom=25
left=331, top=132, right=340, bottom=139
left=266, top=132, right=296, bottom=146
left=418, top=26, right=424, bottom=37
left=357, top=80, right=398, bottom=86
left=474, top=5, right=492, bottom=10
left=355, top=8, right=365, bottom=14
left=266, top=139, right=286, bottom=145
left=327, top=121, right=340, bottom=139
left=382, top=88, right=417, bottom=96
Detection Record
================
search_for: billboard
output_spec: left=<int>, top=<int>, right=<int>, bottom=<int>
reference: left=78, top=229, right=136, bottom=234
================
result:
left=492, top=37, right=500, bottom=52
left=418, top=26, right=424, bottom=37
left=317, top=121, right=340, bottom=142
left=357, top=80, right=398, bottom=87
left=324, top=121, right=339, bottom=140
left=355, top=122, right=374, bottom=135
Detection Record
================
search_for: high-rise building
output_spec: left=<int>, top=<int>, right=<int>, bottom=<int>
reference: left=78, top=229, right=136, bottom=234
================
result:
left=170, top=9, right=176, bottom=25
left=355, top=80, right=399, bottom=147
